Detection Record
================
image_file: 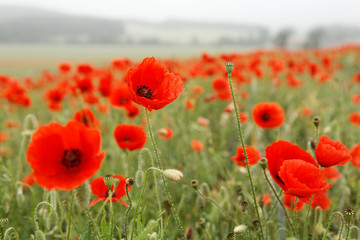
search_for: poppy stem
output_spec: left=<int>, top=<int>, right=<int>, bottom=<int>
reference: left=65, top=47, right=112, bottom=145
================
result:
left=294, top=197, right=298, bottom=238
left=303, top=194, right=314, bottom=239
left=144, top=108, right=186, bottom=239
left=85, top=207, right=101, bottom=240
left=123, top=183, right=132, bottom=240
left=108, top=188, right=114, bottom=239
left=321, top=211, right=345, bottom=240
left=262, top=169, right=296, bottom=236
left=66, top=190, right=74, bottom=240
left=130, top=167, right=163, bottom=240
left=226, top=65, right=264, bottom=240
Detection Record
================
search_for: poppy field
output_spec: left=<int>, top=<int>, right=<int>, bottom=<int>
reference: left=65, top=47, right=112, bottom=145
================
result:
left=1, top=45, right=360, bottom=240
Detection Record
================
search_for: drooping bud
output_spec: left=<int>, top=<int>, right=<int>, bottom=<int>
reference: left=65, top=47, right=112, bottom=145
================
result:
left=75, top=181, right=91, bottom=210
left=225, top=62, right=234, bottom=75
left=163, top=169, right=183, bottom=182
left=234, top=224, right=247, bottom=234
left=191, top=179, right=198, bottom=190
left=103, top=175, right=113, bottom=189
left=259, top=158, right=267, bottom=169
left=148, top=232, right=157, bottom=240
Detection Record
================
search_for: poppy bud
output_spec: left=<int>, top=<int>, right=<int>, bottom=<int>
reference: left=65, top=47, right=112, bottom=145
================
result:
left=185, top=226, right=193, bottom=239
left=259, top=158, right=267, bottom=169
left=252, top=220, right=260, bottom=228
left=75, top=181, right=90, bottom=210
left=241, top=201, right=248, bottom=211
left=225, top=62, right=234, bottom=75
left=35, top=229, right=46, bottom=240
left=234, top=224, right=247, bottom=234
left=163, top=169, right=183, bottom=182
left=312, top=117, right=320, bottom=128
left=126, top=177, right=135, bottom=186
left=191, top=179, right=198, bottom=190
left=314, top=222, right=324, bottom=235
left=0, top=218, right=8, bottom=228
left=344, top=208, right=355, bottom=222
left=103, top=175, right=113, bottom=189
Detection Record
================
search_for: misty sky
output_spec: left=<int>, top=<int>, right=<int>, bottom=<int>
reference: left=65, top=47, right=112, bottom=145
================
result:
left=1, top=0, right=360, bottom=31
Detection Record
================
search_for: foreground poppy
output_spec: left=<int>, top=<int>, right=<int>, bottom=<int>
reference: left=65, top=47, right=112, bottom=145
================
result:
left=230, top=145, right=261, bottom=167
left=26, top=120, right=105, bottom=190
left=252, top=102, right=285, bottom=129
left=315, top=135, right=351, bottom=167
left=89, top=175, right=131, bottom=207
left=266, top=140, right=331, bottom=198
left=114, top=124, right=147, bottom=151
left=127, top=57, right=184, bottom=111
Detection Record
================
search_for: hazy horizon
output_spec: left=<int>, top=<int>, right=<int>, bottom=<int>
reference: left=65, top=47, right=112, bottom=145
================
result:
left=1, top=0, right=360, bottom=32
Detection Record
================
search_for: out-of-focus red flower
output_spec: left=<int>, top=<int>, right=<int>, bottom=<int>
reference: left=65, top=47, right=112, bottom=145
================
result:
left=98, top=75, right=112, bottom=97
left=197, top=117, right=209, bottom=126
left=185, top=99, right=195, bottom=110
left=315, top=135, right=351, bottom=167
left=262, top=193, right=272, bottom=206
left=212, top=77, right=231, bottom=101
left=4, top=120, right=19, bottom=129
left=239, top=112, right=249, bottom=123
left=266, top=140, right=331, bottom=198
left=89, top=175, right=131, bottom=207
left=83, top=93, right=99, bottom=105
left=73, top=107, right=100, bottom=128
left=77, top=64, right=93, bottom=75
left=353, top=72, right=360, bottom=83
left=114, top=124, right=147, bottom=151
left=76, top=77, right=94, bottom=93
left=284, top=194, right=304, bottom=212
left=21, top=172, right=35, bottom=189
left=26, top=121, right=105, bottom=190
left=252, top=102, right=285, bottom=129
left=351, top=93, right=360, bottom=104
left=0, top=132, right=9, bottom=144
left=127, top=57, right=184, bottom=111
left=191, top=140, right=204, bottom=152
left=59, top=62, right=71, bottom=73
left=125, top=104, right=140, bottom=119
left=310, top=190, right=331, bottom=210
left=301, top=107, right=312, bottom=117
left=350, top=142, right=360, bottom=168
left=349, top=113, right=360, bottom=126
left=110, top=84, right=132, bottom=109
left=321, top=167, right=341, bottom=180
left=231, top=145, right=261, bottom=167
left=157, top=127, right=174, bottom=140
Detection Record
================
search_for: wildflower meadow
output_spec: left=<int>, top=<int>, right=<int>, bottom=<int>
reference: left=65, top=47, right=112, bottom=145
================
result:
left=1, top=45, right=360, bottom=240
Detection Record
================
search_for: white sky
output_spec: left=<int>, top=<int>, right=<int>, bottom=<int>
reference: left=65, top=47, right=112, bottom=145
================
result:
left=1, top=0, right=360, bottom=31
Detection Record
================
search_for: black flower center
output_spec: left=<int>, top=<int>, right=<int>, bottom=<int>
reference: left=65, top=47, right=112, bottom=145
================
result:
left=136, top=85, right=153, bottom=99
left=262, top=113, right=270, bottom=121
left=62, top=148, right=82, bottom=169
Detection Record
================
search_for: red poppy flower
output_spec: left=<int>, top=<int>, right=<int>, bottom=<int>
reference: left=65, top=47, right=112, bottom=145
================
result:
left=26, top=120, right=105, bottom=190
left=310, top=189, right=331, bottom=210
left=191, top=140, right=204, bottom=152
left=231, top=145, right=261, bottom=167
left=349, top=113, right=360, bottom=126
left=278, top=160, right=331, bottom=198
left=125, top=104, right=140, bottom=119
left=284, top=194, right=304, bottom=212
left=21, top=172, right=36, bottom=189
left=239, top=112, right=249, bottom=123
left=252, top=102, right=285, bottom=129
left=212, top=77, right=231, bottom=101
left=350, top=142, right=360, bottom=168
left=197, top=117, right=210, bottom=126
left=0, top=132, right=9, bottom=144
left=73, top=107, right=100, bottom=128
left=89, top=175, right=131, bottom=207
left=321, top=167, right=341, bottom=180
left=110, top=84, right=132, bottom=109
left=59, top=62, right=71, bottom=73
left=157, top=127, right=174, bottom=140
left=127, top=57, right=184, bottom=111
left=315, top=135, right=351, bottom=167
left=266, top=140, right=331, bottom=198
left=77, top=77, right=94, bottom=93
left=114, top=124, right=147, bottom=151
left=262, top=193, right=272, bottom=206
